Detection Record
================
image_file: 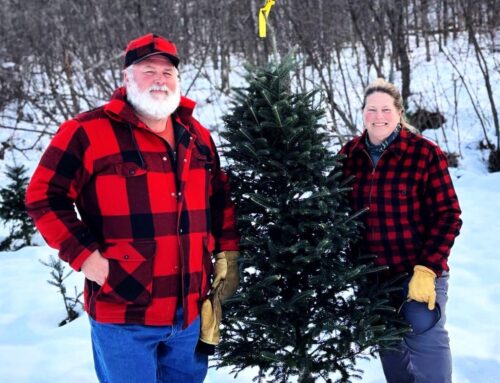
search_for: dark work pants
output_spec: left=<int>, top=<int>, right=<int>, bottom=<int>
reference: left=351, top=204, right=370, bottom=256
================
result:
left=380, top=273, right=452, bottom=383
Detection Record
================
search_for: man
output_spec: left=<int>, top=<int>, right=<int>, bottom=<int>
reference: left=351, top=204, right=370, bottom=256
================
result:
left=26, top=33, right=239, bottom=383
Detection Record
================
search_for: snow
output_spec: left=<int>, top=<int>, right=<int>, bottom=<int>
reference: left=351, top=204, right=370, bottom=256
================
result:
left=1, top=32, right=499, bottom=382
left=1, top=169, right=499, bottom=382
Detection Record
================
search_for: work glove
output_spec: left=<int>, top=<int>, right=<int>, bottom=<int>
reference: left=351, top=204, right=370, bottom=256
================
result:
left=212, top=251, right=239, bottom=302
left=408, top=265, right=437, bottom=310
left=199, top=284, right=223, bottom=346
left=198, top=251, right=239, bottom=349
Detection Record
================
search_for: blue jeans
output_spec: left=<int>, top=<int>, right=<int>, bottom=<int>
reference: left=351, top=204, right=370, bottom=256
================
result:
left=380, top=273, right=452, bottom=383
left=89, top=307, right=208, bottom=383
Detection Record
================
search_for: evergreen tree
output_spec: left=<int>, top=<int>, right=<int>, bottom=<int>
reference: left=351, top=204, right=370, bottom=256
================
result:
left=217, top=58, right=407, bottom=382
left=39, top=255, right=83, bottom=326
left=0, top=164, right=36, bottom=250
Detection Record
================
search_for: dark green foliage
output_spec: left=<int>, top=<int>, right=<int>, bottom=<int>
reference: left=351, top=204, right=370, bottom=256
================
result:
left=39, top=255, right=83, bottom=326
left=0, top=164, right=36, bottom=250
left=216, top=57, right=408, bottom=382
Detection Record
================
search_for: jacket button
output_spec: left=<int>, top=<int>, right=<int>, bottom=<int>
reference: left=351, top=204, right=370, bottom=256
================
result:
left=184, top=159, right=187, bottom=162
left=124, top=255, right=129, bottom=260
left=162, top=156, right=168, bottom=161
left=129, top=170, right=135, bottom=175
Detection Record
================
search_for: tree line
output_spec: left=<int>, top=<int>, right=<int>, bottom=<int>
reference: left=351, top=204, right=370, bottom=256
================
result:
left=0, top=0, right=498, bottom=164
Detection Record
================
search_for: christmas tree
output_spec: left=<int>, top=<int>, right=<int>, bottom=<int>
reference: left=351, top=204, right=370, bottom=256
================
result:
left=217, top=58, right=407, bottom=382
left=0, top=164, right=36, bottom=250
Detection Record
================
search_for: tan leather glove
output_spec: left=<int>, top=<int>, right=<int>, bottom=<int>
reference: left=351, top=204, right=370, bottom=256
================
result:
left=408, top=265, right=437, bottom=310
left=199, top=284, right=223, bottom=345
left=199, top=251, right=239, bottom=347
left=212, top=251, right=239, bottom=302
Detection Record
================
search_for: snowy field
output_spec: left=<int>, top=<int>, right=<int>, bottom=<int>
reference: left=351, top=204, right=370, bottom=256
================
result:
left=1, top=165, right=499, bottom=382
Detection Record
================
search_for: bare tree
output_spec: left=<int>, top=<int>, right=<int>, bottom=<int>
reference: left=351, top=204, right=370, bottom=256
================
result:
left=460, top=0, right=499, bottom=150
left=0, top=0, right=497, bottom=154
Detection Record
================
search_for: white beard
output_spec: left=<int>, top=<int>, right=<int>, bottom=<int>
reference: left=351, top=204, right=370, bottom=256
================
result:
left=126, top=69, right=181, bottom=120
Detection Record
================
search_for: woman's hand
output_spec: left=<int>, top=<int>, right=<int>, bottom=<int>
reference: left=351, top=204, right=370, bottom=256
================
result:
left=408, top=265, right=437, bottom=310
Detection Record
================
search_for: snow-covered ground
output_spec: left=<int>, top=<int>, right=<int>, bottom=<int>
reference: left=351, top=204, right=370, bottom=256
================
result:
left=1, top=165, right=499, bottom=382
left=0, top=32, right=499, bottom=382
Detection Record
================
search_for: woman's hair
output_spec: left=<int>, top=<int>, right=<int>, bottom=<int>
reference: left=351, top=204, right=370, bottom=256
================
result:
left=362, top=78, right=419, bottom=134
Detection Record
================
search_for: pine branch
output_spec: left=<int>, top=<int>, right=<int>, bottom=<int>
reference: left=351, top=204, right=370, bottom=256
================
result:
left=39, top=255, right=83, bottom=327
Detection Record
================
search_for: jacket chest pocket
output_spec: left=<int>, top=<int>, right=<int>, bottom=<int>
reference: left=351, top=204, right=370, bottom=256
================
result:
left=379, top=183, right=420, bottom=223
left=96, top=162, right=149, bottom=216
left=97, top=240, right=156, bottom=305
left=381, top=183, right=416, bottom=202
left=94, top=161, right=147, bottom=178
left=114, top=162, right=147, bottom=177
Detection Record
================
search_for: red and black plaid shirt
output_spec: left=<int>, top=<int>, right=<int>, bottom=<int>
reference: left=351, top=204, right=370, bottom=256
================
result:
left=26, top=88, right=239, bottom=326
left=340, top=128, right=462, bottom=277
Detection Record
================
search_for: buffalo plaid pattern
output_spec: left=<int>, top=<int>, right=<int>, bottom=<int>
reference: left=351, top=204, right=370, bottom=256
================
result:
left=26, top=88, right=239, bottom=327
left=124, top=33, right=180, bottom=68
left=341, top=129, right=462, bottom=277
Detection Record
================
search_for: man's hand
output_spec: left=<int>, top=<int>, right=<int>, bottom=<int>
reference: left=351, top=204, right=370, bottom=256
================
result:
left=81, top=249, right=109, bottom=286
left=212, top=251, right=239, bottom=302
left=408, top=265, right=437, bottom=310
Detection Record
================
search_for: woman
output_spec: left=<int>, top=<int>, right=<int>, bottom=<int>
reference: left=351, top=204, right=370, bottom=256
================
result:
left=341, top=78, right=462, bottom=383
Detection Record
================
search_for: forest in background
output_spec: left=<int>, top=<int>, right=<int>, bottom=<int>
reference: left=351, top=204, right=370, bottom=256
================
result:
left=0, top=0, right=498, bottom=162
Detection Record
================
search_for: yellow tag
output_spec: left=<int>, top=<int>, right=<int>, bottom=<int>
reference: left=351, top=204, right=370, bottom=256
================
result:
left=259, top=0, right=275, bottom=38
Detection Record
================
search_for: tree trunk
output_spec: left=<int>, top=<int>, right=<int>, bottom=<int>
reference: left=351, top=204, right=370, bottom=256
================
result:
left=421, top=0, right=432, bottom=61
left=413, top=0, right=420, bottom=47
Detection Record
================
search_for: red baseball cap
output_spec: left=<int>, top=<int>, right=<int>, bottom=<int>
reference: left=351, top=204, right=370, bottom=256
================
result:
left=124, top=33, right=179, bottom=68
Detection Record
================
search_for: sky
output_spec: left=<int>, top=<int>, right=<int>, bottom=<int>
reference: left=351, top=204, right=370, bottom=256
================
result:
left=0, top=32, right=499, bottom=383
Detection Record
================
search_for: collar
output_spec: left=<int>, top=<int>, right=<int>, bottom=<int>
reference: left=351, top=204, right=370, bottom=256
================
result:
left=347, top=127, right=411, bottom=160
left=365, top=124, right=401, bottom=154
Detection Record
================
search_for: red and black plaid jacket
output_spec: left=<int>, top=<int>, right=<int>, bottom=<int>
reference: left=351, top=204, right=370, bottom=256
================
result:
left=340, top=128, right=462, bottom=277
left=26, top=87, right=239, bottom=326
